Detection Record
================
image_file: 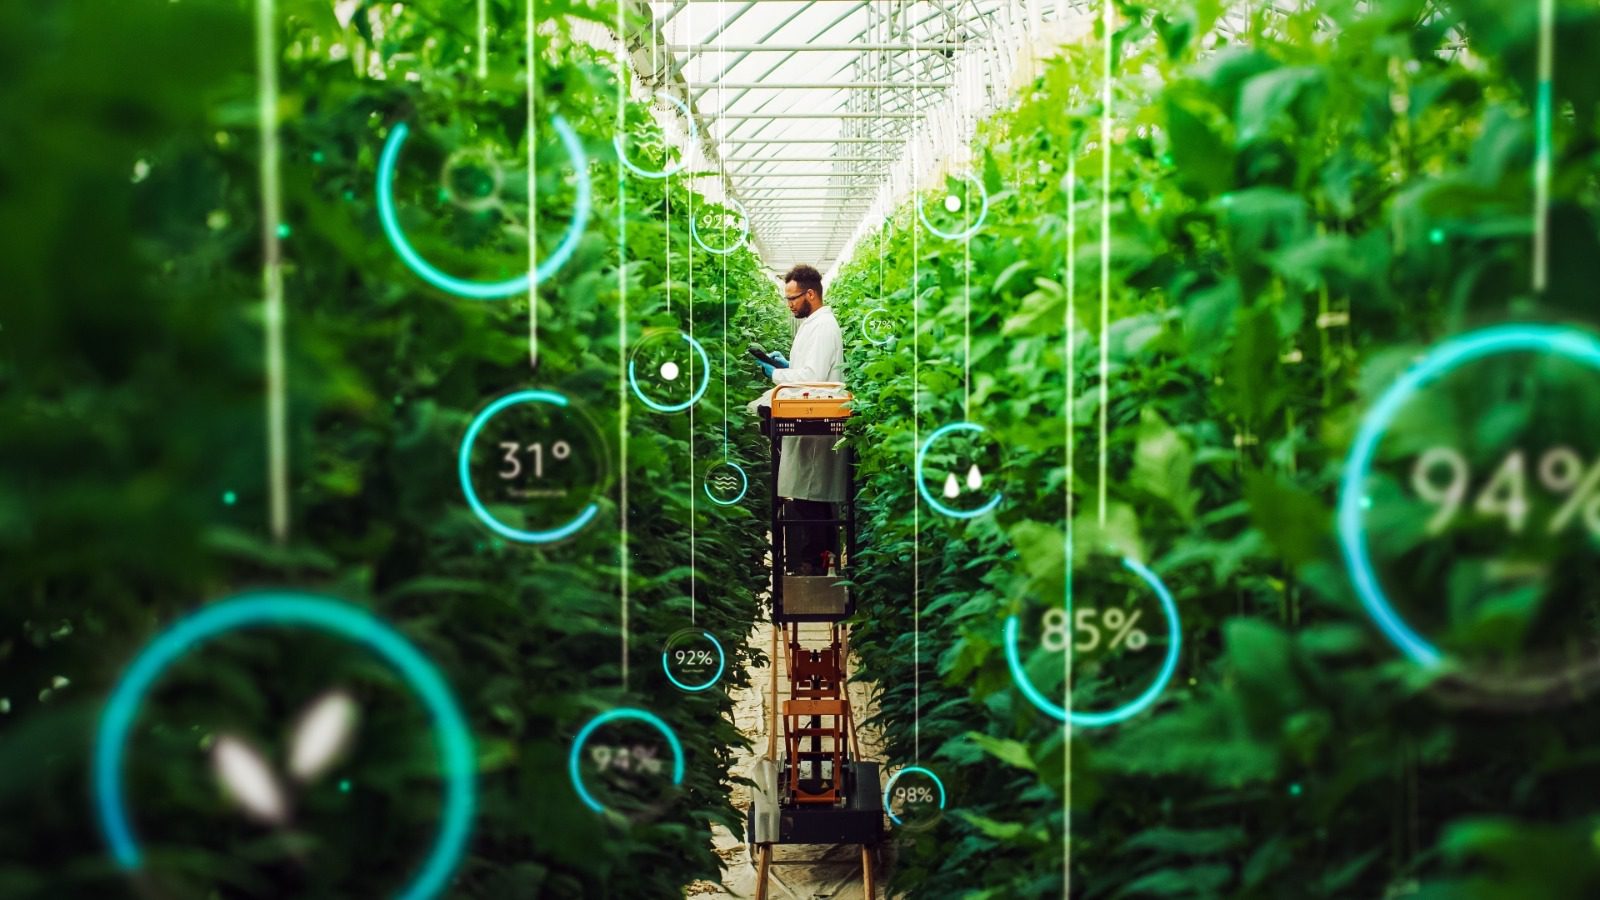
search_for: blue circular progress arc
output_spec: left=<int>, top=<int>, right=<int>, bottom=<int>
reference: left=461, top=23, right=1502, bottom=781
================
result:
left=568, top=708, right=687, bottom=814
left=703, top=461, right=749, bottom=506
left=915, top=173, right=989, bottom=241
left=689, top=198, right=750, bottom=256
left=93, top=592, right=476, bottom=900
left=1005, top=557, right=1182, bottom=727
left=458, top=389, right=601, bottom=543
left=377, top=116, right=590, bottom=299
left=1337, top=324, right=1600, bottom=668
left=880, top=766, right=948, bottom=826
left=614, top=92, right=697, bottom=179
left=628, top=332, right=712, bottom=413
left=661, top=631, right=727, bottom=692
left=915, top=421, right=1002, bottom=519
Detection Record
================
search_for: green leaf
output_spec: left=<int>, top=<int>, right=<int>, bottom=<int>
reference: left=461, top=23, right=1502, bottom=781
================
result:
left=1242, top=469, right=1329, bottom=566
left=1165, top=97, right=1234, bottom=197
left=1131, top=409, right=1197, bottom=521
left=967, top=732, right=1037, bottom=772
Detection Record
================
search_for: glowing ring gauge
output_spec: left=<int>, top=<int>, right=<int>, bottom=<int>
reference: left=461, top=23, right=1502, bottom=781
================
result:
left=689, top=198, right=750, bottom=255
left=1337, top=323, right=1600, bottom=668
left=915, top=421, right=1002, bottom=519
left=614, top=92, right=697, bottom=179
left=880, top=765, right=947, bottom=827
left=661, top=630, right=727, bottom=692
left=862, top=308, right=893, bottom=347
left=568, top=707, right=686, bottom=814
left=458, top=389, right=602, bottom=543
left=703, top=460, right=750, bottom=506
left=915, top=172, right=989, bottom=241
left=93, top=592, right=476, bottom=900
left=628, top=332, right=712, bottom=414
left=377, top=116, right=591, bottom=299
left=1005, top=557, right=1182, bottom=727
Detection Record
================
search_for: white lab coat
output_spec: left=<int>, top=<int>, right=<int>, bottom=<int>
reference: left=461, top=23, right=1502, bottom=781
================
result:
left=769, top=305, right=847, bottom=502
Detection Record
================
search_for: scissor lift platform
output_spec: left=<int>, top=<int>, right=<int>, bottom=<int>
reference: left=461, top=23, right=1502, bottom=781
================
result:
left=751, top=386, right=881, bottom=898
left=749, top=759, right=882, bottom=845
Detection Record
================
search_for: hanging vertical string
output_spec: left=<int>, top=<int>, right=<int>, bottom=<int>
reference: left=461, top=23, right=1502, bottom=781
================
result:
left=666, top=174, right=673, bottom=317
left=877, top=3, right=886, bottom=320
left=910, top=6, right=922, bottom=765
left=477, top=0, right=488, bottom=80
left=1097, top=0, right=1113, bottom=528
left=615, top=0, right=631, bottom=690
left=1534, top=0, right=1554, bottom=294
left=721, top=251, right=729, bottom=459
left=688, top=4, right=702, bottom=625
left=659, top=13, right=672, bottom=322
left=719, top=6, right=730, bottom=461
left=1062, top=131, right=1079, bottom=900
left=964, top=183, right=972, bottom=420
left=257, top=0, right=288, bottom=545
left=527, top=0, right=540, bottom=373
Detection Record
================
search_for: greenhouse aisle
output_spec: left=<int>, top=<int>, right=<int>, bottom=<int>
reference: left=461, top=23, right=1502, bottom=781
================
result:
left=11, top=0, right=1600, bottom=897
left=695, top=621, right=886, bottom=899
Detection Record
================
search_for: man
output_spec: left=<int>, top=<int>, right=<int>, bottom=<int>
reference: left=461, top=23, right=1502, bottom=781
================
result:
left=761, top=264, right=846, bottom=575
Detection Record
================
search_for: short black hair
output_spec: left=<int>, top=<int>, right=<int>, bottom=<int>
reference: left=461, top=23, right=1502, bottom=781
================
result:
left=782, top=264, right=823, bottom=298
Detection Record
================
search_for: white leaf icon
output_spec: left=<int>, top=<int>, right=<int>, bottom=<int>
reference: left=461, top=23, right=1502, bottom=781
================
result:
left=214, top=736, right=288, bottom=824
left=289, top=690, right=358, bottom=782
left=333, top=0, right=360, bottom=29
left=966, top=464, right=983, bottom=491
left=943, top=472, right=960, bottom=499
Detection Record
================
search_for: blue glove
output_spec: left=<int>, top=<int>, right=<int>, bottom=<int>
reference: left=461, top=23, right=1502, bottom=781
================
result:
left=759, top=352, right=791, bottom=379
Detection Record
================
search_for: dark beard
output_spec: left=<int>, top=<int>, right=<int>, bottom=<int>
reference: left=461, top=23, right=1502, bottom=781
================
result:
left=793, top=299, right=813, bottom=319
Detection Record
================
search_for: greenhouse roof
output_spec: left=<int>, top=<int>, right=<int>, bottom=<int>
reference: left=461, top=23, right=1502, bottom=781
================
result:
left=639, top=0, right=1096, bottom=275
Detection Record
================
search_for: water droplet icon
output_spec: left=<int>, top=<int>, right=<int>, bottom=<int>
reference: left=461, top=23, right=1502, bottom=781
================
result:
left=943, top=472, right=960, bottom=499
left=966, top=464, right=983, bottom=491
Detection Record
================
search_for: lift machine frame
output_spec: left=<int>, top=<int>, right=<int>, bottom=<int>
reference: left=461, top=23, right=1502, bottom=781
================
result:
left=749, top=383, right=882, bottom=899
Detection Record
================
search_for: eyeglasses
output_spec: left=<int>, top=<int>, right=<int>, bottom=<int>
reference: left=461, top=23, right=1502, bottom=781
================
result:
left=784, top=291, right=809, bottom=303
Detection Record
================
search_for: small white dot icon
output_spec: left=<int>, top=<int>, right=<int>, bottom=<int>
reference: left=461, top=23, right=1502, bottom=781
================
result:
left=943, top=195, right=962, bottom=213
left=660, top=361, right=680, bottom=382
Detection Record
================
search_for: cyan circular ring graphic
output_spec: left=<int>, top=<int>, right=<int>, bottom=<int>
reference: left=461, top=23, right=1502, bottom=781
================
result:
left=614, top=92, right=697, bottom=179
left=568, top=707, right=686, bottom=814
left=862, top=308, right=893, bottom=347
left=459, top=390, right=601, bottom=543
left=704, top=461, right=749, bottom=506
left=689, top=198, right=750, bottom=255
left=915, top=173, right=989, bottom=241
left=93, top=592, right=475, bottom=900
left=661, top=630, right=727, bottom=692
left=628, top=332, right=712, bottom=413
left=1338, top=324, right=1600, bottom=668
left=915, top=421, right=1002, bottom=519
left=377, top=116, right=591, bottom=299
left=1005, top=557, right=1182, bottom=727
left=880, top=765, right=947, bottom=827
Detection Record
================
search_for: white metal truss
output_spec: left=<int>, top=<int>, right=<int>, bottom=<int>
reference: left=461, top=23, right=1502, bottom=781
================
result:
left=611, top=1, right=1299, bottom=275
left=606, top=0, right=1101, bottom=274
